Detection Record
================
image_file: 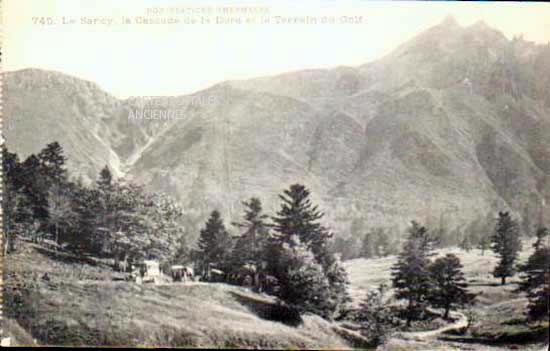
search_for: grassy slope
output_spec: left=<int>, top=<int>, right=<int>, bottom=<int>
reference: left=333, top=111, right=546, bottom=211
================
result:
left=5, top=239, right=548, bottom=349
left=4, top=241, right=350, bottom=348
left=344, top=240, right=549, bottom=350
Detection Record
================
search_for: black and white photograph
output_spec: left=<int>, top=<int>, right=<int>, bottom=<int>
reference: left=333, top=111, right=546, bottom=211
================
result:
left=1, top=0, right=549, bottom=349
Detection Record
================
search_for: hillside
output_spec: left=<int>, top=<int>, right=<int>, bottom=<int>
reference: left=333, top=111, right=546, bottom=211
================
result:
left=4, top=238, right=548, bottom=349
left=3, top=240, right=355, bottom=348
left=3, top=16, right=550, bottom=237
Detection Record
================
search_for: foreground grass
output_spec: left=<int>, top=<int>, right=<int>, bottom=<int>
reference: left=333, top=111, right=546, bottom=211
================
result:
left=4, top=241, right=351, bottom=348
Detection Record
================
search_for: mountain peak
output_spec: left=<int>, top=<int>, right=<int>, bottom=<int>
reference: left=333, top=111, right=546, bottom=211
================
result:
left=471, top=19, right=489, bottom=29
left=441, top=15, right=459, bottom=27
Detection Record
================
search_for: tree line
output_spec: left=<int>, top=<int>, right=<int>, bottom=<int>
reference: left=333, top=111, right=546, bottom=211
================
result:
left=2, top=142, right=187, bottom=269
left=334, top=210, right=518, bottom=261
left=2, top=142, right=351, bottom=320
left=193, top=184, right=351, bottom=320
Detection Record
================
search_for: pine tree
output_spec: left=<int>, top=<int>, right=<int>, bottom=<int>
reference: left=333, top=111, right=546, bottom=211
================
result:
left=490, top=212, right=522, bottom=285
left=18, top=154, right=50, bottom=224
left=428, top=254, right=473, bottom=319
left=518, top=246, right=550, bottom=323
left=391, top=221, right=434, bottom=326
left=231, top=198, right=270, bottom=270
left=38, top=141, right=68, bottom=183
left=271, top=184, right=350, bottom=319
left=272, top=184, right=331, bottom=258
left=196, top=210, right=233, bottom=277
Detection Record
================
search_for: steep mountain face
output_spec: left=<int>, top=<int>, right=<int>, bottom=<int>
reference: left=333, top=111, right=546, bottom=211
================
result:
left=2, top=69, right=175, bottom=180
left=4, top=18, right=550, bottom=237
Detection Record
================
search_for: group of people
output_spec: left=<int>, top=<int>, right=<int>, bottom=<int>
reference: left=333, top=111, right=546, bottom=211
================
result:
left=170, top=265, right=195, bottom=282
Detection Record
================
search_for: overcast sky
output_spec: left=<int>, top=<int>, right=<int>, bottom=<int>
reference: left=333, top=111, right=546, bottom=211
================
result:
left=4, top=0, right=550, bottom=98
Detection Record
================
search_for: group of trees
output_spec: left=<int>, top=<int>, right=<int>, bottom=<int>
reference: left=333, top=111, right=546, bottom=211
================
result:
left=194, top=184, right=351, bottom=319
left=391, top=221, right=474, bottom=325
left=330, top=224, right=400, bottom=261
left=2, top=142, right=188, bottom=269
left=3, top=140, right=547, bottom=327
left=388, top=212, right=549, bottom=327
left=518, top=227, right=549, bottom=323
left=360, top=227, right=400, bottom=259
left=336, top=210, right=500, bottom=262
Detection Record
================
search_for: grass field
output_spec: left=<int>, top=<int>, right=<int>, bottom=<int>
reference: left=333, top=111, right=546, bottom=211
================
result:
left=3, top=239, right=548, bottom=349
left=3, top=240, right=353, bottom=348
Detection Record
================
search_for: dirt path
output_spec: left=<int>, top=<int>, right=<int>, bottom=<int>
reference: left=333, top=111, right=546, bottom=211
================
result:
left=397, top=311, right=468, bottom=341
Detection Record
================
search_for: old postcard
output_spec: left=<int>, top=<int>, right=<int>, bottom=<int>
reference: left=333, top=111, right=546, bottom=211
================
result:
left=1, top=0, right=549, bottom=348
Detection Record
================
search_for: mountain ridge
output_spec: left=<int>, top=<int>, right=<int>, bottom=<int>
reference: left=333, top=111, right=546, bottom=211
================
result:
left=4, top=17, right=549, bottom=237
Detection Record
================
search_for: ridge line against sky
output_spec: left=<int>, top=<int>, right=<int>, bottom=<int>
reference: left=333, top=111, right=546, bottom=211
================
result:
left=3, top=0, right=550, bottom=98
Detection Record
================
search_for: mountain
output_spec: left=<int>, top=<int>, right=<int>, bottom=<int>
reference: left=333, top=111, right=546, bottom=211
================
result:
left=4, top=17, right=550, bottom=238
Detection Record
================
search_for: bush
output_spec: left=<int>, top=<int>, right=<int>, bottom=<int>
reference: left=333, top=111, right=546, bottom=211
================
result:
left=274, top=236, right=333, bottom=318
left=353, top=284, right=398, bottom=345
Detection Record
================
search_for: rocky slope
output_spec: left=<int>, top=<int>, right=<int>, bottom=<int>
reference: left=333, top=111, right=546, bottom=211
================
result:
left=4, top=17, right=550, bottom=237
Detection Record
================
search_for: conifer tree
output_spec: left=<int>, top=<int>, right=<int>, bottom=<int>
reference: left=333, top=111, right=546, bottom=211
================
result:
left=272, top=184, right=331, bottom=258
left=490, top=212, right=522, bottom=285
left=271, top=184, right=350, bottom=319
left=18, top=154, right=49, bottom=223
left=196, top=210, right=233, bottom=276
left=391, top=221, right=435, bottom=326
left=428, top=254, right=473, bottom=319
left=38, top=141, right=68, bottom=184
left=518, top=246, right=550, bottom=322
left=231, top=197, right=270, bottom=269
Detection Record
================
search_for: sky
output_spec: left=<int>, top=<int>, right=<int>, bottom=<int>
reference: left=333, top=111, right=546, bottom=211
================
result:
left=3, top=0, right=550, bottom=98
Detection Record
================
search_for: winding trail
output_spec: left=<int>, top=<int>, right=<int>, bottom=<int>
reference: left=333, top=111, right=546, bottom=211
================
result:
left=397, top=310, right=468, bottom=341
